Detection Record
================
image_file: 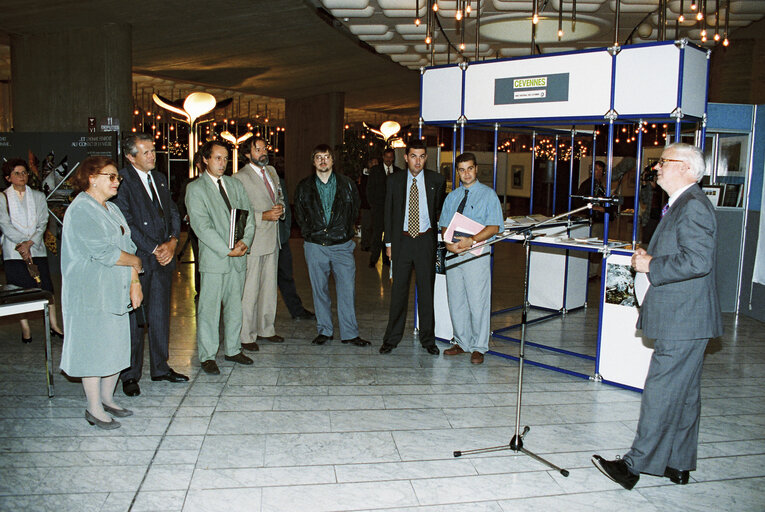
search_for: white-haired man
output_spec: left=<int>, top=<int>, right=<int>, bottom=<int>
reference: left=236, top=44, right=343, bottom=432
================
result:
left=592, top=143, right=722, bottom=489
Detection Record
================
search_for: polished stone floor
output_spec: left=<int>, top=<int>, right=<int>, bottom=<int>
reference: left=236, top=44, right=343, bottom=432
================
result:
left=1, top=238, right=764, bottom=511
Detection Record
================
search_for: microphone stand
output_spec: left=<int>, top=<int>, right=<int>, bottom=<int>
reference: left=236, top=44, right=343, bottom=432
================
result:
left=451, top=203, right=604, bottom=476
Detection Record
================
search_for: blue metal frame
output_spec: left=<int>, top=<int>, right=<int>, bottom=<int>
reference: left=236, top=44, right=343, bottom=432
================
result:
left=420, top=41, right=709, bottom=391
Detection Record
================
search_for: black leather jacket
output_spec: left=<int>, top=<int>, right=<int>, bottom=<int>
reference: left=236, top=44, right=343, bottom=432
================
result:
left=294, top=172, right=360, bottom=246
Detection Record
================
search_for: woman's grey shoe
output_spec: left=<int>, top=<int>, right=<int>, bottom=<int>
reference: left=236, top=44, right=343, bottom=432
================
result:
left=102, top=403, right=133, bottom=417
left=85, top=410, right=121, bottom=429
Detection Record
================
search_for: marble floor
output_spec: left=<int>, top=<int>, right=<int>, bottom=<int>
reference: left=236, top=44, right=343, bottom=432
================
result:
left=1, top=238, right=764, bottom=512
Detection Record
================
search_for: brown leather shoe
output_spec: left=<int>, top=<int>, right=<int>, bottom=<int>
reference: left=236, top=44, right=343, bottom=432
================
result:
left=471, top=351, right=484, bottom=364
left=241, top=341, right=260, bottom=351
left=224, top=352, right=254, bottom=365
left=444, top=345, right=466, bottom=355
left=257, top=334, right=284, bottom=343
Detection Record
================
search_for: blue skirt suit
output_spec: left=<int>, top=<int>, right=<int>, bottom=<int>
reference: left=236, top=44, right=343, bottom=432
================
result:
left=59, top=192, right=137, bottom=377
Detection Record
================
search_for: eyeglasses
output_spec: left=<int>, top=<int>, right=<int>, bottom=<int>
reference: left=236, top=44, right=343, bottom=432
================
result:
left=656, top=158, right=684, bottom=168
left=10, top=170, right=29, bottom=177
left=97, top=173, right=123, bottom=183
left=314, top=155, right=332, bottom=162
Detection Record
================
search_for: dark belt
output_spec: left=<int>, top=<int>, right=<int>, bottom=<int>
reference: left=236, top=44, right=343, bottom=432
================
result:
left=402, top=227, right=432, bottom=238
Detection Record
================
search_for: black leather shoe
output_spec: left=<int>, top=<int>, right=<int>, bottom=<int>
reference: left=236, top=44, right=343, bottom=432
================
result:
left=379, top=343, right=394, bottom=354
left=151, top=369, right=189, bottom=383
left=664, top=466, right=690, bottom=485
left=294, top=310, right=315, bottom=320
left=257, top=334, right=284, bottom=343
left=241, top=341, right=260, bottom=351
left=224, top=352, right=253, bottom=365
left=591, top=455, right=639, bottom=490
left=311, top=334, right=332, bottom=345
left=122, top=378, right=141, bottom=397
left=21, top=335, right=32, bottom=344
left=342, top=337, right=371, bottom=347
left=424, top=345, right=440, bottom=355
left=201, top=360, right=220, bottom=374
left=50, top=329, right=64, bottom=341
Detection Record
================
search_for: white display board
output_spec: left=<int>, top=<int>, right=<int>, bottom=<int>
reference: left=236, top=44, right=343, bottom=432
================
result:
left=598, top=253, right=653, bottom=390
left=614, top=43, right=708, bottom=118
left=463, top=50, right=613, bottom=121
left=421, top=66, right=463, bottom=122
left=434, top=273, right=453, bottom=341
left=527, top=225, right=589, bottom=310
left=681, top=45, right=709, bottom=119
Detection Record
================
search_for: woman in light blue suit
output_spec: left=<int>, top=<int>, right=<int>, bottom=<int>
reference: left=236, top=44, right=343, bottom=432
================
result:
left=60, top=157, right=143, bottom=430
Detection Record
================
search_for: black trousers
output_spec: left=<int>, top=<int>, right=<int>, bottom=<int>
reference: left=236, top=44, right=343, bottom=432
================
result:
left=277, top=240, right=306, bottom=318
left=121, top=266, right=172, bottom=381
left=383, top=232, right=436, bottom=347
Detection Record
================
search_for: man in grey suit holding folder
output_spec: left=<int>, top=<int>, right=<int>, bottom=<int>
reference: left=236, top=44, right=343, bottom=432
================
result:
left=186, top=141, right=256, bottom=374
left=592, top=143, right=722, bottom=489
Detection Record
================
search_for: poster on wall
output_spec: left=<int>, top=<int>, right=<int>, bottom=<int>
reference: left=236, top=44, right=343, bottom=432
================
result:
left=599, top=253, right=654, bottom=390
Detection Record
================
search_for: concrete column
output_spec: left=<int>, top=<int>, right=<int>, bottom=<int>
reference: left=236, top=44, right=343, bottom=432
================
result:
left=284, top=92, right=344, bottom=200
left=10, top=23, right=132, bottom=132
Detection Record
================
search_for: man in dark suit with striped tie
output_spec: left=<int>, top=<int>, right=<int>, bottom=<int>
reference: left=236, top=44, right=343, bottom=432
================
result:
left=113, top=133, right=188, bottom=397
left=379, top=140, right=445, bottom=355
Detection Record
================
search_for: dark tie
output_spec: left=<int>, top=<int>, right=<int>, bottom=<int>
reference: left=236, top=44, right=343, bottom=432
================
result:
left=146, top=174, right=164, bottom=219
left=661, top=203, right=669, bottom=217
left=218, top=178, right=232, bottom=211
left=456, top=189, right=469, bottom=214
left=408, top=178, right=419, bottom=237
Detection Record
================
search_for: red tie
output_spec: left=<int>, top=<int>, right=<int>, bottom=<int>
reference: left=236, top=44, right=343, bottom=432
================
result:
left=261, top=168, right=276, bottom=203
left=661, top=204, right=669, bottom=217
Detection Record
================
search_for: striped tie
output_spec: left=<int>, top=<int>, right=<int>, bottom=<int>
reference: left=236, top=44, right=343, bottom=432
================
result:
left=661, top=203, right=669, bottom=218
left=408, top=178, right=419, bottom=237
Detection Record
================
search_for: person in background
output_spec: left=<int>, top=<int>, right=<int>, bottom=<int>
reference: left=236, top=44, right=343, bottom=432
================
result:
left=59, top=156, right=142, bottom=430
left=0, top=158, right=65, bottom=343
left=367, top=148, right=401, bottom=268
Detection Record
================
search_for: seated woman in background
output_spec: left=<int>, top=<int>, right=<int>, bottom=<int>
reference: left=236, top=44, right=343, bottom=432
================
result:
left=0, top=158, right=65, bottom=342
left=59, top=156, right=143, bottom=430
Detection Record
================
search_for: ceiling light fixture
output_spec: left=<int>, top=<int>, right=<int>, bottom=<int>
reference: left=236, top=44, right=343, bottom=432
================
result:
left=220, top=131, right=252, bottom=173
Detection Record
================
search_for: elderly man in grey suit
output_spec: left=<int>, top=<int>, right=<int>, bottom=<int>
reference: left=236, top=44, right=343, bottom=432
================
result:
left=234, top=137, right=285, bottom=352
left=592, top=143, right=722, bottom=489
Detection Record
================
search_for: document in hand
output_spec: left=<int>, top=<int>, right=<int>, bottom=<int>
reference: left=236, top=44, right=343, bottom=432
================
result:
left=444, top=212, right=486, bottom=257
left=229, top=208, right=249, bottom=250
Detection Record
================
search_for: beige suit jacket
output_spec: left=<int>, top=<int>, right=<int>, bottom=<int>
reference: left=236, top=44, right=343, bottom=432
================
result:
left=234, top=163, right=284, bottom=256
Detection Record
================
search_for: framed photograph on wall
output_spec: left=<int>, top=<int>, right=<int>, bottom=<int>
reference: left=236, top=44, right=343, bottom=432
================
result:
left=701, top=185, right=722, bottom=207
left=511, top=165, right=524, bottom=189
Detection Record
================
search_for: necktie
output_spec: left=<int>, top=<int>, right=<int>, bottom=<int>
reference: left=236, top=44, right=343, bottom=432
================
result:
left=456, top=189, right=469, bottom=214
left=661, top=203, right=669, bottom=217
left=408, top=178, right=420, bottom=237
left=261, top=168, right=276, bottom=203
left=218, top=178, right=232, bottom=211
left=146, top=174, right=165, bottom=219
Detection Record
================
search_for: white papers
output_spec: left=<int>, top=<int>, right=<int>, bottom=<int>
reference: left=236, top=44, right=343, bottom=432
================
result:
left=634, top=272, right=650, bottom=306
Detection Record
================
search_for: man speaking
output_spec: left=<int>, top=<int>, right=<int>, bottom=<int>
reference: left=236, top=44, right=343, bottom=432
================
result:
left=592, top=143, right=722, bottom=489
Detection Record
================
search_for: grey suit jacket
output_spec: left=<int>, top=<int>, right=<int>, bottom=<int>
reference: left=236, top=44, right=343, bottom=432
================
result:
left=185, top=173, right=255, bottom=274
left=637, top=184, right=723, bottom=340
left=233, top=163, right=284, bottom=256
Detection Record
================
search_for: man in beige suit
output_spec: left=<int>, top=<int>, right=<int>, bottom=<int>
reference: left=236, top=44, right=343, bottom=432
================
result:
left=234, top=137, right=285, bottom=351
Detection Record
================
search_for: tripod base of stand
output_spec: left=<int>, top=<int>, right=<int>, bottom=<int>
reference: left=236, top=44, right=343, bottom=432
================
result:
left=453, top=425, right=569, bottom=477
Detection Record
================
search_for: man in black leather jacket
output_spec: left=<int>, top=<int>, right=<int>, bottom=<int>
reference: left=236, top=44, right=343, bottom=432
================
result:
left=293, top=144, right=370, bottom=347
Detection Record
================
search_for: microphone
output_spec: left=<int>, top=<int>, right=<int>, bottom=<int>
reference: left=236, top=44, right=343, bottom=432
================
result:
left=570, top=195, right=623, bottom=205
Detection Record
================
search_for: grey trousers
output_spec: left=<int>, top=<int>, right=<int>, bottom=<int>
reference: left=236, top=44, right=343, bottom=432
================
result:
left=445, top=253, right=492, bottom=354
left=624, top=337, right=708, bottom=475
left=303, top=240, right=359, bottom=340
